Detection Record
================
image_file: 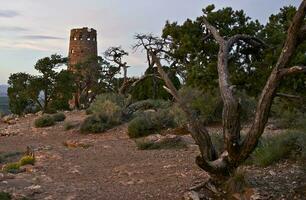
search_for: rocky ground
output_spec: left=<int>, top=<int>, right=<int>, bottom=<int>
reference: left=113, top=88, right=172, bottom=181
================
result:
left=0, top=111, right=305, bottom=200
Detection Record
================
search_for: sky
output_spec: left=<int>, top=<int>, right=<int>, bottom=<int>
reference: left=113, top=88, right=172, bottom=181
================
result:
left=0, top=0, right=301, bottom=84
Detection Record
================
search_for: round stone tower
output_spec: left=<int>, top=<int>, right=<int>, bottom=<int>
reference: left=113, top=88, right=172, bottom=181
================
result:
left=68, top=27, right=98, bottom=70
left=68, top=27, right=98, bottom=109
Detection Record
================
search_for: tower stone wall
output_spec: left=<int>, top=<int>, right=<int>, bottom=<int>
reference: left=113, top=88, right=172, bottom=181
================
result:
left=68, top=27, right=98, bottom=69
left=68, top=27, right=98, bottom=108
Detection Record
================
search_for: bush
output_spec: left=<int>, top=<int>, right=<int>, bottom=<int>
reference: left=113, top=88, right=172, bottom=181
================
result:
left=249, top=131, right=306, bottom=167
left=87, top=93, right=125, bottom=115
left=128, top=110, right=176, bottom=138
left=80, top=113, right=120, bottom=134
left=2, top=162, right=21, bottom=173
left=64, top=121, right=78, bottom=130
left=51, top=112, right=66, bottom=122
left=81, top=93, right=125, bottom=134
left=135, top=138, right=187, bottom=150
left=34, top=115, right=55, bottom=128
left=271, top=97, right=306, bottom=129
left=125, top=99, right=171, bottom=118
left=19, top=155, right=35, bottom=166
left=179, top=87, right=222, bottom=124
left=0, top=192, right=11, bottom=200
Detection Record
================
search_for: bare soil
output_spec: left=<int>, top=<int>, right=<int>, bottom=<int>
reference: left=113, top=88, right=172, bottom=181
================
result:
left=0, top=111, right=305, bottom=200
left=0, top=111, right=208, bottom=200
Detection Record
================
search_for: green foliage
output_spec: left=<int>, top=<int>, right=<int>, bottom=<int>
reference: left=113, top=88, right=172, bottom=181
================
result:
left=125, top=99, right=171, bottom=118
left=88, top=93, right=125, bottom=115
left=51, top=112, right=66, bottom=122
left=0, top=192, right=11, bottom=200
left=130, top=67, right=181, bottom=101
left=7, top=73, right=39, bottom=115
left=34, top=115, right=55, bottom=128
left=128, top=110, right=176, bottom=138
left=135, top=137, right=187, bottom=150
left=250, top=131, right=306, bottom=167
left=2, top=162, right=21, bottom=173
left=7, top=54, right=75, bottom=114
left=19, top=155, right=35, bottom=166
left=80, top=113, right=120, bottom=134
left=162, top=5, right=263, bottom=94
left=64, top=121, right=78, bottom=130
left=271, top=98, right=306, bottom=129
left=80, top=93, right=125, bottom=134
left=49, top=70, right=75, bottom=111
left=179, top=87, right=222, bottom=124
left=169, top=104, right=187, bottom=128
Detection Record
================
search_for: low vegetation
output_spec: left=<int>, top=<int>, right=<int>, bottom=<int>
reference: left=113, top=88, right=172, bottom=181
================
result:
left=19, top=155, right=35, bottom=166
left=81, top=93, right=124, bottom=133
left=2, top=154, right=35, bottom=173
left=249, top=131, right=306, bottom=167
left=64, top=121, right=78, bottom=130
left=51, top=112, right=66, bottom=122
left=128, top=109, right=175, bottom=138
left=2, top=162, right=21, bottom=173
left=34, top=115, right=55, bottom=128
left=0, top=192, right=11, bottom=200
left=135, top=137, right=187, bottom=150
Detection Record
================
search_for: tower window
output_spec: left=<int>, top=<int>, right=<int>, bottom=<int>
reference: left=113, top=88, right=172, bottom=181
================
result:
left=73, top=37, right=77, bottom=40
left=87, top=37, right=91, bottom=41
left=71, top=49, right=74, bottom=54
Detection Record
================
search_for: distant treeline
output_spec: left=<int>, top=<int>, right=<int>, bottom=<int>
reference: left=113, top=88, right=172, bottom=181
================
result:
left=0, top=96, right=10, bottom=114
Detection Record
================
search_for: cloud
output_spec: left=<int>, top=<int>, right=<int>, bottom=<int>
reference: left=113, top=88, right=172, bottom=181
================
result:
left=0, top=10, right=20, bottom=18
left=0, top=26, right=28, bottom=32
left=22, top=35, right=64, bottom=40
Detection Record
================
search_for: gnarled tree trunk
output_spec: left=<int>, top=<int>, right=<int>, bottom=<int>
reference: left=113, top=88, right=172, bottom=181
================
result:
left=151, top=1, right=306, bottom=177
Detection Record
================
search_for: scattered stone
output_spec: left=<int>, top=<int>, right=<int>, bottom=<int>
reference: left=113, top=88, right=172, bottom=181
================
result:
left=183, top=191, right=200, bottom=200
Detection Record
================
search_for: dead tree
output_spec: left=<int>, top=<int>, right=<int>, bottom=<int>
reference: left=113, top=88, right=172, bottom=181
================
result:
left=151, top=1, right=306, bottom=177
left=104, top=47, right=129, bottom=95
left=133, top=34, right=168, bottom=99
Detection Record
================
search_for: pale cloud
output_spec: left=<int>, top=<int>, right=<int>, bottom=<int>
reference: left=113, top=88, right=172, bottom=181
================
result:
left=22, top=35, right=64, bottom=40
left=0, top=26, right=28, bottom=32
left=0, top=10, right=20, bottom=18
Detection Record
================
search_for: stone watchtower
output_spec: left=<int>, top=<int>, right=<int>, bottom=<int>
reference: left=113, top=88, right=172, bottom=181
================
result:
left=68, top=27, right=98, bottom=69
left=68, top=27, right=98, bottom=108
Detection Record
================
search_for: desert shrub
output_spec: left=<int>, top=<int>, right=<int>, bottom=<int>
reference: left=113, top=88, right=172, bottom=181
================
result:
left=178, top=87, right=256, bottom=124
left=34, top=115, right=55, bottom=128
left=169, top=104, right=187, bottom=128
left=271, top=98, right=306, bottom=129
left=128, top=110, right=176, bottom=138
left=2, top=162, right=21, bottom=173
left=0, top=192, right=11, bottom=200
left=130, top=67, right=181, bottom=101
left=179, top=87, right=222, bottom=124
left=0, top=111, right=5, bottom=118
left=250, top=131, right=306, bottom=167
left=87, top=93, right=125, bottom=115
left=80, top=113, right=120, bottom=134
left=124, top=99, right=171, bottom=119
left=135, top=138, right=187, bottom=150
left=64, top=121, right=78, bottom=130
left=51, top=112, right=66, bottom=122
left=19, top=155, right=35, bottom=166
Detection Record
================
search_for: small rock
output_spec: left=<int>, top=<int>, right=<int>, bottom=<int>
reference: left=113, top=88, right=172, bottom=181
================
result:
left=183, top=191, right=200, bottom=200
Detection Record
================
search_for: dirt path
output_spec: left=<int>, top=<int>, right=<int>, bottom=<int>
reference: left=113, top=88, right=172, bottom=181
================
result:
left=0, top=111, right=208, bottom=200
